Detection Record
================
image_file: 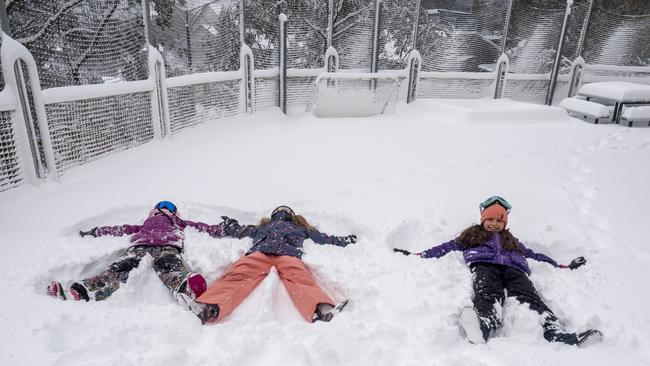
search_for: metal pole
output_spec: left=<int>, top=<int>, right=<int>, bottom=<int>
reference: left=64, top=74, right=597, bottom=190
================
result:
left=240, top=0, right=246, bottom=46
left=185, top=10, right=193, bottom=68
left=545, top=0, right=572, bottom=106
left=500, top=0, right=514, bottom=54
left=412, top=0, right=422, bottom=50
left=370, top=0, right=382, bottom=73
left=141, top=0, right=152, bottom=46
left=327, top=0, right=334, bottom=48
left=278, top=13, right=287, bottom=114
left=0, top=1, right=11, bottom=35
left=576, top=0, right=593, bottom=58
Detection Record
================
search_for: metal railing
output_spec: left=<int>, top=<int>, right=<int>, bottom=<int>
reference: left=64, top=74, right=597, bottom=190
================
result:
left=1, top=0, right=649, bottom=195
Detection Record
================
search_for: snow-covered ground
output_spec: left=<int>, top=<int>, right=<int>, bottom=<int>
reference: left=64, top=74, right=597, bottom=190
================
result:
left=1, top=99, right=649, bottom=365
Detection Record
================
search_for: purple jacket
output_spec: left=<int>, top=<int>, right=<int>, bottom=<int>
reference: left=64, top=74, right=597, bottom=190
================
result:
left=420, top=232, right=559, bottom=274
left=96, top=214, right=226, bottom=250
left=230, top=218, right=347, bottom=258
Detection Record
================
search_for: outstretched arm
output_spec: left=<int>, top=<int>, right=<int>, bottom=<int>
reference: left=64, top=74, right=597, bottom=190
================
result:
left=184, top=220, right=228, bottom=238
left=91, top=224, right=142, bottom=237
left=519, top=242, right=560, bottom=267
left=419, top=240, right=462, bottom=259
left=307, top=228, right=354, bottom=247
left=218, top=216, right=259, bottom=239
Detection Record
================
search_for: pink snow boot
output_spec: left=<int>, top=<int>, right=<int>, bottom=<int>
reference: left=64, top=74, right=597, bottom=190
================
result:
left=177, top=273, right=207, bottom=300
left=47, top=281, right=83, bottom=301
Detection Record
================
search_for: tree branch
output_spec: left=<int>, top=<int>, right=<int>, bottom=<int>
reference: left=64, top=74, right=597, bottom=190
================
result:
left=15, top=0, right=85, bottom=45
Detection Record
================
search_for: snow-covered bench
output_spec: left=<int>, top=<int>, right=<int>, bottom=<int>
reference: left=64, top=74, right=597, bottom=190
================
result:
left=559, top=97, right=611, bottom=124
left=620, top=106, right=650, bottom=127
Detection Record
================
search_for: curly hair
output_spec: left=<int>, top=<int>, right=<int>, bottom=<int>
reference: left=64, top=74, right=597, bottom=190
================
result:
left=258, top=215, right=315, bottom=230
left=456, top=224, right=521, bottom=252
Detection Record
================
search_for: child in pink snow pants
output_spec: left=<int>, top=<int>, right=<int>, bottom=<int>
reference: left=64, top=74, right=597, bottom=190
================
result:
left=196, top=206, right=357, bottom=324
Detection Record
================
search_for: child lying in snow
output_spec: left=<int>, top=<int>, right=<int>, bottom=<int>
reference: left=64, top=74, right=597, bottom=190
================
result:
left=191, top=205, right=355, bottom=324
left=400, top=196, right=602, bottom=347
left=47, top=201, right=226, bottom=311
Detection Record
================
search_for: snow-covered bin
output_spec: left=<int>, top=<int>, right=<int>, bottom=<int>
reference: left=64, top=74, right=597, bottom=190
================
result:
left=620, top=105, right=650, bottom=127
left=559, top=97, right=611, bottom=124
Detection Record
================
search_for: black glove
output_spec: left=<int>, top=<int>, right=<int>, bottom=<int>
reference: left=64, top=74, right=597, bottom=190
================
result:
left=220, top=216, right=239, bottom=234
left=342, top=235, right=357, bottom=245
left=79, top=227, right=98, bottom=238
left=393, top=248, right=412, bottom=256
left=568, top=256, right=586, bottom=270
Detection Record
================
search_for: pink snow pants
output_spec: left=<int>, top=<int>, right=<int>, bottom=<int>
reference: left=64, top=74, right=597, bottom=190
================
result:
left=196, top=252, right=334, bottom=323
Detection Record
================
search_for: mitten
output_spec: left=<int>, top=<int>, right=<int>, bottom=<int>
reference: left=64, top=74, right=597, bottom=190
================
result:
left=568, top=256, right=586, bottom=270
left=220, top=216, right=239, bottom=235
left=342, top=235, right=357, bottom=245
left=393, top=248, right=412, bottom=256
left=79, top=227, right=98, bottom=238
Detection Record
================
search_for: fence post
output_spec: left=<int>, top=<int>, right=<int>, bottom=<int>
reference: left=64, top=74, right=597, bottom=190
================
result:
left=545, top=0, right=572, bottom=106
left=576, top=0, right=593, bottom=58
left=278, top=13, right=287, bottom=114
left=406, top=50, right=421, bottom=103
left=240, top=0, right=246, bottom=46
left=327, top=0, right=334, bottom=48
left=493, top=53, right=509, bottom=99
left=1, top=33, right=58, bottom=180
left=240, top=44, right=255, bottom=114
left=325, top=46, right=339, bottom=73
left=370, top=0, right=382, bottom=73
left=567, top=56, right=585, bottom=97
left=500, top=0, right=514, bottom=54
left=412, top=0, right=421, bottom=51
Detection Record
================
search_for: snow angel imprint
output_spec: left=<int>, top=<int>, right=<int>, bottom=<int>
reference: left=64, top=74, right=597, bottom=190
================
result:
left=400, top=196, right=602, bottom=347
left=193, top=205, right=357, bottom=324
left=47, top=201, right=227, bottom=311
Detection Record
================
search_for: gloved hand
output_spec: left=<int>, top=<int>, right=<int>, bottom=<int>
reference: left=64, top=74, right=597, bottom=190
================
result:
left=79, top=227, right=98, bottom=238
left=220, top=216, right=239, bottom=235
left=393, top=248, right=412, bottom=256
left=342, top=235, right=357, bottom=245
left=568, top=256, right=586, bottom=270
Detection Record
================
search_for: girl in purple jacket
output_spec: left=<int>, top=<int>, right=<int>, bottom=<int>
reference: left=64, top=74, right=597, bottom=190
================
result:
left=406, top=196, right=602, bottom=347
left=47, top=201, right=227, bottom=309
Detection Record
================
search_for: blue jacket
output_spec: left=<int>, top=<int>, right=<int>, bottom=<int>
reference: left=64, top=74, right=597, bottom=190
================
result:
left=421, top=232, right=559, bottom=274
left=230, top=218, right=347, bottom=258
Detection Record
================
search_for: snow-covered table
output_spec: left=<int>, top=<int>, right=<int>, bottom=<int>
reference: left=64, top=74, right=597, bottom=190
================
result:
left=577, top=81, right=650, bottom=123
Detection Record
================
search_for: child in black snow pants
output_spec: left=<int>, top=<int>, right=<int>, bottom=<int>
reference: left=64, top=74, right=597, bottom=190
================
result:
left=47, top=201, right=227, bottom=310
left=406, top=196, right=602, bottom=347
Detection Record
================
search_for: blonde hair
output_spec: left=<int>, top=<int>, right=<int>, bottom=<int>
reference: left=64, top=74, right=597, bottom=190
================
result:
left=258, top=214, right=315, bottom=230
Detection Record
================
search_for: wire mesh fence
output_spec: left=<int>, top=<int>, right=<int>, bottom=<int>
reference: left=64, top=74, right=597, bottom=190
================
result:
left=0, top=110, right=23, bottom=193
left=44, top=92, right=154, bottom=172
left=6, top=0, right=149, bottom=89
left=2, top=0, right=650, bottom=194
left=147, top=0, right=241, bottom=77
left=167, top=79, right=241, bottom=134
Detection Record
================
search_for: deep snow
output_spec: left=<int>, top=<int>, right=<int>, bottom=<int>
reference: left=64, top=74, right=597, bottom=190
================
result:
left=1, top=99, right=650, bottom=366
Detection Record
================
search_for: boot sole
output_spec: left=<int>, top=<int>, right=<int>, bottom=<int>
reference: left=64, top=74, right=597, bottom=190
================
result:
left=578, top=330, right=603, bottom=348
left=459, top=307, right=487, bottom=344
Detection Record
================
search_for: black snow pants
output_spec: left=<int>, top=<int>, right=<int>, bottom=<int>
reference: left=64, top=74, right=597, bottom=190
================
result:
left=470, top=262, right=562, bottom=339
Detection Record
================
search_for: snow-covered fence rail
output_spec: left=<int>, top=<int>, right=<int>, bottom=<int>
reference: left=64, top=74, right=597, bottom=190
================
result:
left=2, top=0, right=650, bottom=196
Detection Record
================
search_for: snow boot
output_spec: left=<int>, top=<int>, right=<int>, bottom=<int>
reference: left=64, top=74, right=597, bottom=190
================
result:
left=459, top=306, right=490, bottom=344
left=545, top=329, right=603, bottom=347
left=175, top=273, right=207, bottom=300
left=313, top=299, right=351, bottom=322
left=47, top=281, right=86, bottom=301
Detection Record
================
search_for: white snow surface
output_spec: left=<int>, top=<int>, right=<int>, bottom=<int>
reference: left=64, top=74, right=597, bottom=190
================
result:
left=1, top=99, right=650, bottom=366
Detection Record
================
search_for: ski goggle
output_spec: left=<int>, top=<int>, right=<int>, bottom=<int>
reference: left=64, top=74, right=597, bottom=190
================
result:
left=155, top=201, right=177, bottom=214
left=479, top=196, right=511, bottom=213
left=271, top=205, right=295, bottom=217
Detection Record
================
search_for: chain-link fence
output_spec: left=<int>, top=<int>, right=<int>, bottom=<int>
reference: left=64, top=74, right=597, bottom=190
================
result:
left=2, top=0, right=650, bottom=194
